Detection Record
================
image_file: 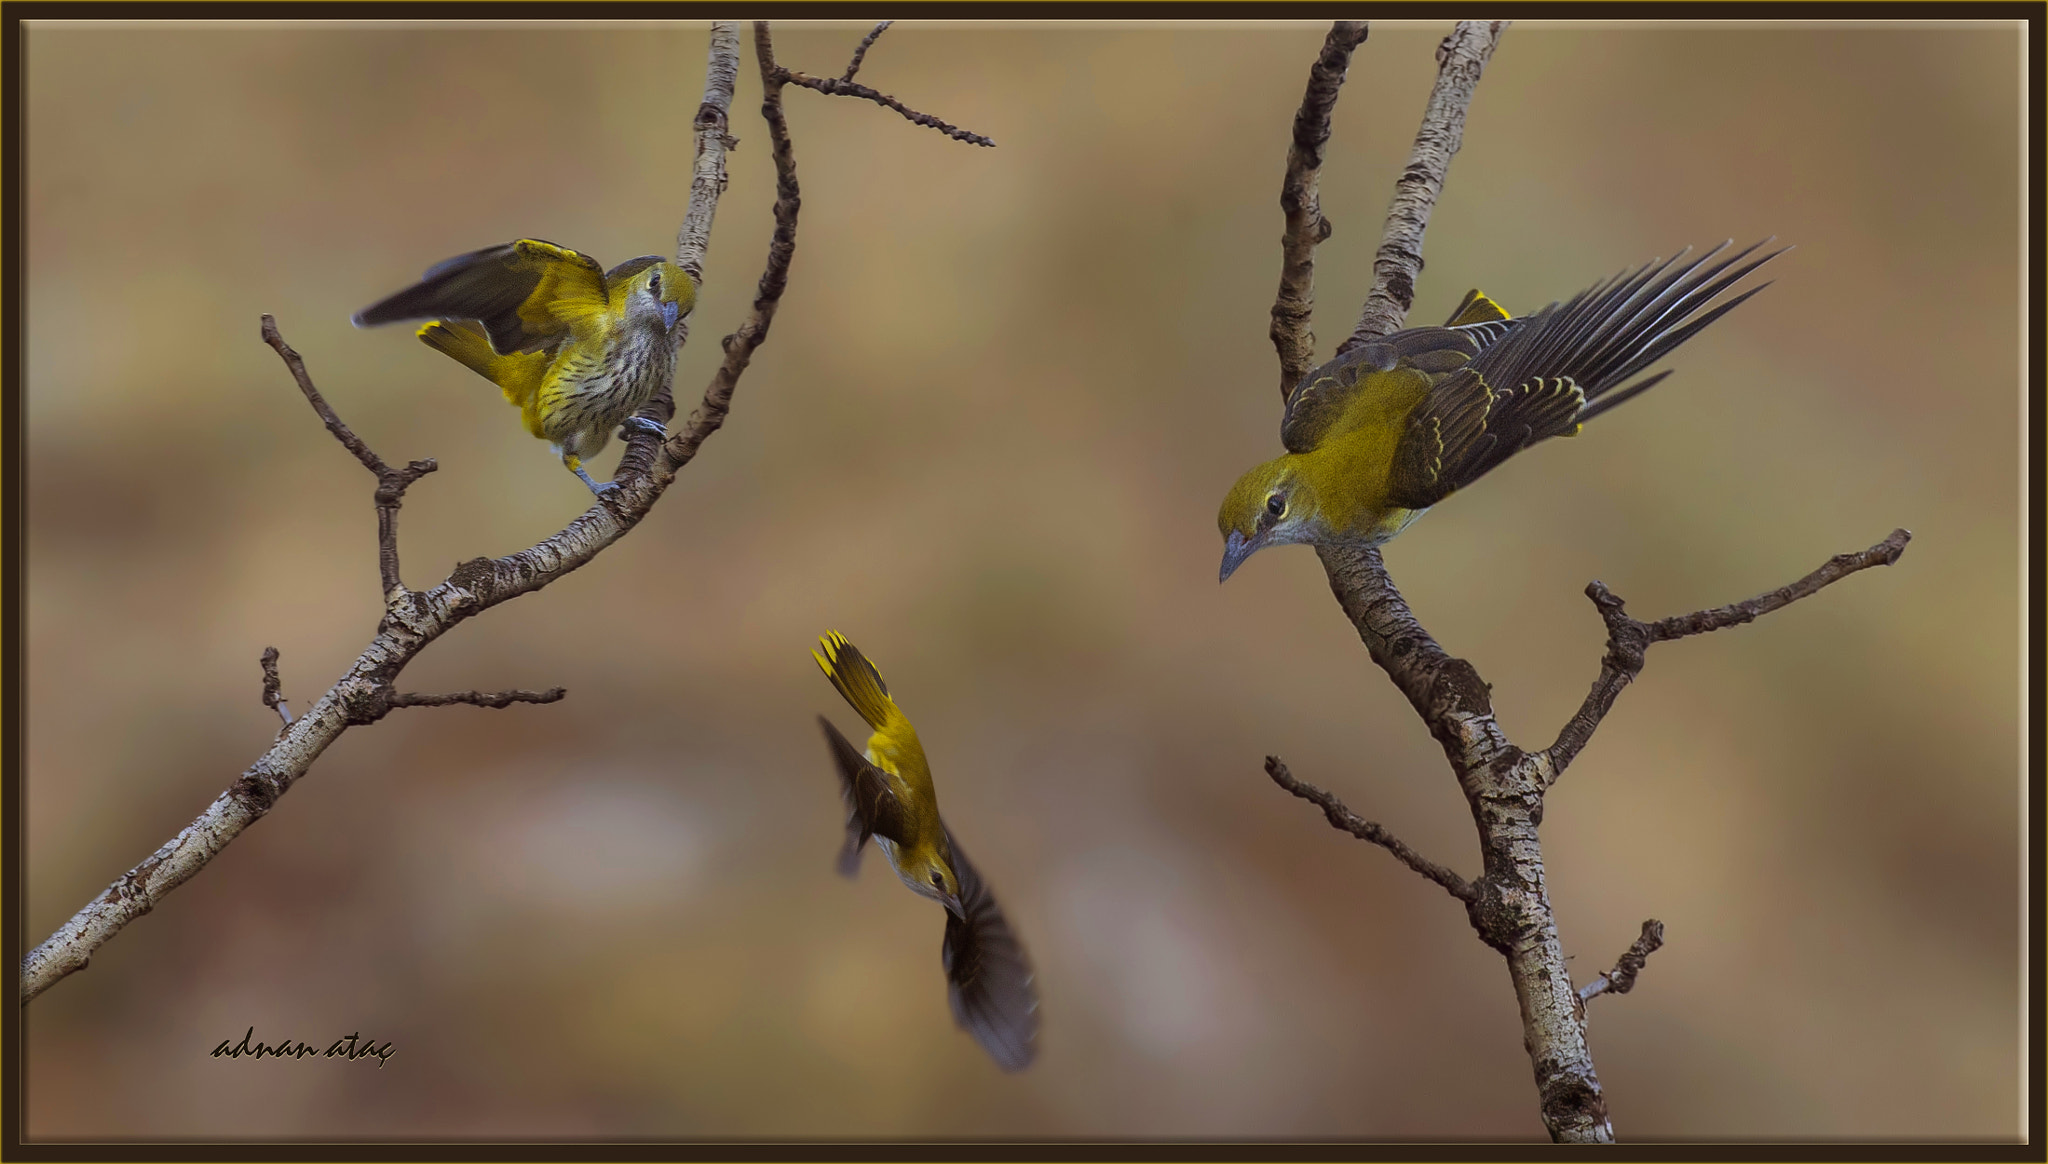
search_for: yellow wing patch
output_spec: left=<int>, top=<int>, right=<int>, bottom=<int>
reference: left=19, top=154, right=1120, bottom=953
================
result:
left=507, top=240, right=610, bottom=338
left=1444, top=289, right=1511, bottom=327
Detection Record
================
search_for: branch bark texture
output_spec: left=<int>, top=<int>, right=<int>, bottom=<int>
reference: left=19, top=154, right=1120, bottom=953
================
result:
left=1338, top=21, right=1507, bottom=356
left=1270, top=20, right=1368, bottom=399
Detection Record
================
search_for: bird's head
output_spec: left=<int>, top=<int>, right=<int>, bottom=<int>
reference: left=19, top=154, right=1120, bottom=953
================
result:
left=613, top=257, right=696, bottom=334
left=1217, top=455, right=1321, bottom=583
left=908, top=849, right=966, bottom=918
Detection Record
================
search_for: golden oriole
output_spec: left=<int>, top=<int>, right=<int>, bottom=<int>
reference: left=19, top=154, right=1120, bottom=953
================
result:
left=1218, top=241, right=1782, bottom=581
left=813, top=632, right=1039, bottom=1072
left=353, top=239, right=696, bottom=496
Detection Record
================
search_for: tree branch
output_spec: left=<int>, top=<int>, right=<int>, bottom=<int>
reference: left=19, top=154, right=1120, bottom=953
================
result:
left=1578, top=920, right=1665, bottom=1005
left=1271, top=20, right=1369, bottom=400
left=1337, top=20, right=1507, bottom=353
left=842, top=21, right=893, bottom=81
left=1265, top=756, right=1473, bottom=902
left=258, top=646, right=291, bottom=726
left=775, top=67, right=995, bottom=147
left=1539, top=528, right=1913, bottom=786
left=389, top=688, right=567, bottom=711
left=261, top=316, right=437, bottom=597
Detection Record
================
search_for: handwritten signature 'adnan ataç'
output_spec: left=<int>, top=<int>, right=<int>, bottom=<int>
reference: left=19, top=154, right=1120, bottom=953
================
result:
left=211, top=1027, right=394, bottom=1068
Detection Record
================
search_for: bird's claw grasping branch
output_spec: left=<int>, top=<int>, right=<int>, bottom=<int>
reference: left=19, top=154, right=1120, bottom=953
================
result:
left=1539, top=528, right=1914, bottom=787
left=1264, top=756, right=1474, bottom=902
left=1578, top=919, right=1666, bottom=1005
left=389, top=688, right=568, bottom=711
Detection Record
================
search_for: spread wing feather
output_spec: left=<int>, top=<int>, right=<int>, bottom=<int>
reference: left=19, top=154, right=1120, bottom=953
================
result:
left=819, top=716, right=911, bottom=877
left=940, top=828, right=1039, bottom=1071
left=353, top=239, right=609, bottom=356
left=1385, top=240, right=1780, bottom=509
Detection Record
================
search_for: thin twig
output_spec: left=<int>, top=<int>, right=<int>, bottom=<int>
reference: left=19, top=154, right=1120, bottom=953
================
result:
left=1272, top=21, right=1368, bottom=399
left=1539, top=528, right=1911, bottom=786
left=1578, top=920, right=1665, bottom=1004
left=843, top=21, right=893, bottom=81
left=259, top=647, right=291, bottom=726
left=1265, top=757, right=1473, bottom=901
left=390, top=688, right=567, bottom=711
left=262, top=315, right=438, bottom=597
left=1337, top=20, right=1508, bottom=352
left=776, top=67, right=995, bottom=147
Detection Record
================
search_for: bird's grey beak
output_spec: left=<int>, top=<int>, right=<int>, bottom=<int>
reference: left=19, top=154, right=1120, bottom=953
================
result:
left=661, top=300, right=681, bottom=330
left=1219, top=528, right=1267, bottom=583
left=941, top=891, right=966, bottom=920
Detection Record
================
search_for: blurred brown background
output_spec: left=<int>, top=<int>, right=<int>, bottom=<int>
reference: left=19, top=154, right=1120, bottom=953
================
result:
left=22, top=20, right=2023, bottom=1140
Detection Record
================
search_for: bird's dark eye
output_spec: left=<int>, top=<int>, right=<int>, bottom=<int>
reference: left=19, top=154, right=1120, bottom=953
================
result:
left=930, top=872, right=946, bottom=889
left=649, top=272, right=662, bottom=296
left=1266, top=494, right=1285, bottom=517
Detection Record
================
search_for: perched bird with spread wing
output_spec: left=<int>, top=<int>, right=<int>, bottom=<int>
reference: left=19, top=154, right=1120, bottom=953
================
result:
left=813, top=631, right=1039, bottom=1071
left=1218, top=241, right=1782, bottom=580
left=353, top=238, right=695, bottom=496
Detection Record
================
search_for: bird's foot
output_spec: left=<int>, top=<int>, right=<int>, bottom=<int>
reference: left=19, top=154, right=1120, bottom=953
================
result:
left=572, top=465, right=621, bottom=498
left=620, top=416, right=666, bottom=439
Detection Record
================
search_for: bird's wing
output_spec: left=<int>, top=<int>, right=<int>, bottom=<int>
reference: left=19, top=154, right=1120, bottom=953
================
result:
left=819, top=716, right=912, bottom=878
left=1385, top=241, right=1782, bottom=510
left=353, top=239, right=609, bottom=356
left=940, top=828, right=1039, bottom=1071
left=1280, top=326, right=1491, bottom=454
left=1383, top=364, right=1588, bottom=512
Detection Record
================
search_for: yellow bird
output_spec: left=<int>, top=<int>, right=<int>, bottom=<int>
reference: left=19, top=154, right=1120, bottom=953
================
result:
left=813, top=632, right=1039, bottom=1071
left=353, top=239, right=696, bottom=496
left=1218, top=241, right=1782, bottom=580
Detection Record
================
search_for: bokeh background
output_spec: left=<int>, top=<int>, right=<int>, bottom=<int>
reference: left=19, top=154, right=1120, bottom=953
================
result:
left=22, top=20, right=2025, bottom=1140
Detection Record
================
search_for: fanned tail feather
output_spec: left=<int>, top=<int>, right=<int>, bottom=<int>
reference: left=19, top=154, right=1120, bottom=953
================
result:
left=813, top=632, right=896, bottom=731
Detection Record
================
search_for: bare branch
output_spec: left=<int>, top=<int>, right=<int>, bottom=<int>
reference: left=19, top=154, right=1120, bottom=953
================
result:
left=390, top=688, right=567, bottom=711
left=1539, top=528, right=1912, bottom=786
left=1338, top=20, right=1508, bottom=351
left=1265, top=756, right=1473, bottom=901
left=1271, top=21, right=1368, bottom=399
left=258, top=647, right=291, bottom=726
left=776, top=67, right=995, bottom=147
left=261, top=315, right=438, bottom=597
left=1578, top=920, right=1665, bottom=1005
left=843, top=21, right=893, bottom=81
